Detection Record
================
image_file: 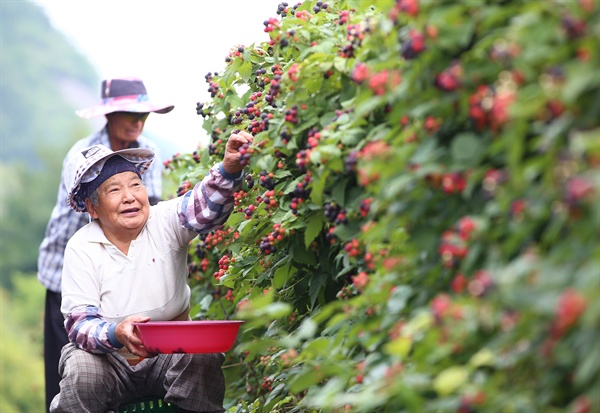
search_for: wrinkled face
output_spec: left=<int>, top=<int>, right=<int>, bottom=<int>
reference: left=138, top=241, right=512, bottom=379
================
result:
left=105, top=112, right=149, bottom=149
left=85, top=171, right=150, bottom=239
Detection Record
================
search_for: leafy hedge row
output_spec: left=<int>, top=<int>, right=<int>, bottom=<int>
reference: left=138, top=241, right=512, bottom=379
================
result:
left=164, top=1, right=599, bottom=412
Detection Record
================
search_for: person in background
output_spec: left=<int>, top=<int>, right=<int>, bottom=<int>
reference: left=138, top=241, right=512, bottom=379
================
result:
left=50, top=130, right=253, bottom=412
left=37, top=77, right=173, bottom=412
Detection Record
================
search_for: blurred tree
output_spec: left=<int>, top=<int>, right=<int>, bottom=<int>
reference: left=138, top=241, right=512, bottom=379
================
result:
left=0, top=0, right=99, bottom=167
left=0, top=274, right=45, bottom=412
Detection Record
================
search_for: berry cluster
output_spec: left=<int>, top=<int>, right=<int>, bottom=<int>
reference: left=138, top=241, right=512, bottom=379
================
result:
left=195, top=102, right=207, bottom=116
left=345, top=238, right=361, bottom=257
left=188, top=256, right=210, bottom=280
left=258, top=170, right=276, bottom=190
left=276, top=2, right=302, bottom=17
left=280, top=128, right=292, bottom=144
left=260, top=189, right=278, bottom=209
left=401, top=30, right=426, bottom=60
left=324, top=202, right=348, bottom=225
left=438, top=217, right=477, bottom=268
left=368, top=69, right=402, bottom=96
left=214, top=254, right=232, bottom=280
left=296, top=149, right=311, bottom=172
left=344, top=150, right=359, bottom=173
left=232, top=101, right=257, bottom=125
left=325, top=227, right=337, bottom=244
left=233, top=190, right=249, bottom=207
left=204, top=228, right=234, bottom=250
left=194, top=239, right=207, bottom=259
left=313, top=1, right=328, bottom=13
left=284, top=105, right=299, bottom=124
left=261, top=376, right=274, bottom=391
left=245, top=174, right=255, bottom=189
left=263, top=17, right=280, bottom=33
left=434, top=62, right=462, bottom=92
left=489, top=40, right=520, bottom=65
left=359, top=198, right=372, bottom=217
left=482, top=168, right=507, bottom=196
left=338, top=10, right=352, bottom=25
left=205, top=72, right=221, bottom=98
left=263, top=65, right=284, bottom=106
left=561, top=14, right=587, bottom=40
left=243, top=204, right=256, bottom=220
left=287, top=62, right=299, bottom=82
left=177, top=180, right=192, bottom=196
left=238, top=143, right=252, bottom=167
left=208, top=140, right=221, bottom=156
left=389, top=0, right=419, bottom=22
left=290, top=174, right=312, bottom=214
left=191, top=150, right=201, bottom=164
left=225, top=45, right=245, bottom=63
left=259, top=223, right=286, bottom=255
left=442, top=172, right=467, bottom=194
left=306, top=127, right=321, bottom=149
left=468, top=84, right=516, bottom=131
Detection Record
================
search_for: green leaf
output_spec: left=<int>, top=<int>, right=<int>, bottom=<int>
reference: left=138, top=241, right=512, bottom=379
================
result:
left=238, top=61, right=253, bottom=82
left=305, top=76, right=323, bottom=93
left=433, top=366, right=469, bottom=396
left=310, top=169, right=328, bottom=205
left=451, top=133, right=485, bottom=167
left=288, top=366, right=321, bottom=393
left=305, top=213, right=324, bottom=249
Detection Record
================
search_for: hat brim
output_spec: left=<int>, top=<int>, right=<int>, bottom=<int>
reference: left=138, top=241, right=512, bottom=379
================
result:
left=66, top=145, right=156, bottom=212
left=76, top=102, right=174, bottom=119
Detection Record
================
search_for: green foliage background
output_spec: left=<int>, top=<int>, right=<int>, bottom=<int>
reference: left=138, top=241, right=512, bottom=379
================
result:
left=1, top=1, right=99, bottom=411
left=165, top=0, right=600, bottom=412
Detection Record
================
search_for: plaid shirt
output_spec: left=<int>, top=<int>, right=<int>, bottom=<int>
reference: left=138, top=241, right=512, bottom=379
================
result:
left=37, top=126, right=163, bottom=292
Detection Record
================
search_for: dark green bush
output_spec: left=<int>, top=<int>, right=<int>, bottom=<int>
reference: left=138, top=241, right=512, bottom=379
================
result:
left=165, top=1, right=599, bottom=411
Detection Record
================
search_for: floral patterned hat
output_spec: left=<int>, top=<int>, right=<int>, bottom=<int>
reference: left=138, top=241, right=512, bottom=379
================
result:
left=76, top=77, right=174, bottom=119
left=64, top=144, right=155, bottom=212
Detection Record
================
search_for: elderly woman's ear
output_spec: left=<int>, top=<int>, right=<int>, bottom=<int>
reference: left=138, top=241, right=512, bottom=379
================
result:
left=85, top=198, right=99, bottom=219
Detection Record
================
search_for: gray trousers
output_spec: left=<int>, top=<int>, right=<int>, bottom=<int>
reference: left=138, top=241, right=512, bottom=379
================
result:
left=50, top=343, right=225, bottom=413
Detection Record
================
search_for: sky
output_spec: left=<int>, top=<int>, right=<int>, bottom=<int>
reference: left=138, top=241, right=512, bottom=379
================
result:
left=35, top=0, right=283, bottom=154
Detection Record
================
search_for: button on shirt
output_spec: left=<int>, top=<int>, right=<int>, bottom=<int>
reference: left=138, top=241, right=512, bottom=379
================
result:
left=37, top=127, right=162, bottom=293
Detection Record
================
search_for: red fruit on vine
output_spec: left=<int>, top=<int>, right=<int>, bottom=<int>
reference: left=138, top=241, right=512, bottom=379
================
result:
left=467, top=270, right=493, bottom=297
left=442, top=172, right=466, bottom=194
left=572, top=395, right=592, bottom=413
left=431, top=294, right=452, bottom=320
left=555, top=288, right=587, bottom=334
left=435, top=62, right=462, bottom=92
left=352, top=271, right=369, bottom=292
left=451, top=273, right=467, bottom=293
left=401, top=30, right=426, bottom=59
left=566, top=176, right=594, bottom=204
left=457, top=217, right=476, bottom=240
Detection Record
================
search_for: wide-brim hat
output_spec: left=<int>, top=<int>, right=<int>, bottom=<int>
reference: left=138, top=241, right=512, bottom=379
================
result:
left=76, top=77, right=174, bottom=119
left=65, top=144, right=155, bottom=213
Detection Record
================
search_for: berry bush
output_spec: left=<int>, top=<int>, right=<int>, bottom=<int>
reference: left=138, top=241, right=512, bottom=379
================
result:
left=165, top=1, right=599, bottom=412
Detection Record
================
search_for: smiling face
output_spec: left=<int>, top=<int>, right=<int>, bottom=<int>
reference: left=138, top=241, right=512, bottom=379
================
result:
left=85, top=171, right=150, bottom=242
left=105, top=112, right=150, bottom=150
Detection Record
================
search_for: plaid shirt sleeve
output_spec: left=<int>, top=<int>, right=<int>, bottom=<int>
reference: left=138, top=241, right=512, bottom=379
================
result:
left=178, top=163, right=244, bottom=233
left=64, top=305, right=123, bottom=354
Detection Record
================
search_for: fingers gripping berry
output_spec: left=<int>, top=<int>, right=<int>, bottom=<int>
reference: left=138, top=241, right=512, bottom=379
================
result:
left=223, top=130, right=254, bottom=174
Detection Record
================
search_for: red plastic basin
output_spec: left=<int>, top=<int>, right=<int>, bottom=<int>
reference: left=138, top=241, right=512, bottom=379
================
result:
left=133, top=320, right=244, bottom=354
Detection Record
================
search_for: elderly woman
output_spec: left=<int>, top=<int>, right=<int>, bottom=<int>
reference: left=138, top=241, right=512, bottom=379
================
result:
left=50, top=131, right=253, bottom=413
left=38, top=77, right=172, bottom=410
